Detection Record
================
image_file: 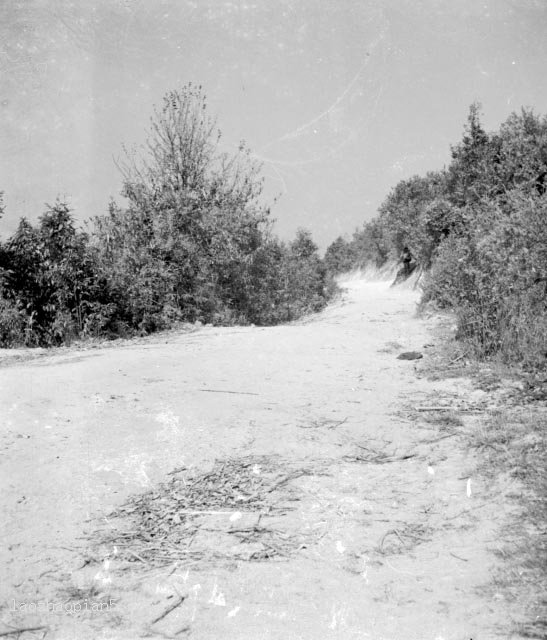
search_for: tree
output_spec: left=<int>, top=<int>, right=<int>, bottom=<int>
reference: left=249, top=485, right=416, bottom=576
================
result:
left=495, top=108, right=547, bottom=195
left=0, top=191, right=9, bottom=283
left=118, top=83, right=267, bottom=225
left=448, top=102, right=493, bottom=205
left=94, top=84, right=272, bottom=326
left=376, top=171, right=449, bottom=264
left=290, top=228, right=318, bottom=260
left=1, top=202, right=99, bottom=344
left=324, top=236, right=355, bottom=273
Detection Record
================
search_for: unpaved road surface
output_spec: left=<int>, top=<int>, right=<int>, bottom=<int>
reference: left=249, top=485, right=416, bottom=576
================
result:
left=0, top=278, right=518, bottom=639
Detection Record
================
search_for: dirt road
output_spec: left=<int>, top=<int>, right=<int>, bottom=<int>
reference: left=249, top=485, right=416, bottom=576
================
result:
left=0, top=276, right=517, bottom=639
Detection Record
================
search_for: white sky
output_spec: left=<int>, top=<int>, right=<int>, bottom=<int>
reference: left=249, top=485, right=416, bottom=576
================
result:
left=1, top=0, right=547, bottom=247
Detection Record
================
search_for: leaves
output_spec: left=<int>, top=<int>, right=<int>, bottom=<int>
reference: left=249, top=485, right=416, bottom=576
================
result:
left=0, top=87, right=336, bottom=346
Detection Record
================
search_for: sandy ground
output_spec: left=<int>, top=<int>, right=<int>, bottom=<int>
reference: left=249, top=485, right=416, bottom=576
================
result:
left=0, top=276, right=520, bottom=639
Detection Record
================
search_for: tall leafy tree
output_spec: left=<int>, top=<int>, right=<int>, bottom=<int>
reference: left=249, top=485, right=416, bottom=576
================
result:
left=94, top=84, right=271, bottom=326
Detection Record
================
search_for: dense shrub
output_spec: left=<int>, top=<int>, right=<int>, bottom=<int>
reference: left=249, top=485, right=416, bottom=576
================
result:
left=423, top=191, right=547, bottom=367
left=0, top=296, right=27, bottom=347
left=0, top=203, right=103, bottom=346
left=281, top=229, right=332, bottom=321
left=379, top=105, right=547, bottom=368
left=324, top=236, right=356, bottom=274
left=0, top=87, right=336, bottom=347
left=326, top=104, right=547, bottom=368
left=324, top=218, right=391, bottom=275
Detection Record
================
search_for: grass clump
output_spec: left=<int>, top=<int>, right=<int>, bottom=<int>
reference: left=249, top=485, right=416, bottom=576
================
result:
left=467, top=406, right=547, bottom=634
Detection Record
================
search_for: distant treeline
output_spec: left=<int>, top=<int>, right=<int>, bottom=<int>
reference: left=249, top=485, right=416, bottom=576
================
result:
left=0, top=85, right=336, bottom=347
left=325, top=104, right=547, bottom=368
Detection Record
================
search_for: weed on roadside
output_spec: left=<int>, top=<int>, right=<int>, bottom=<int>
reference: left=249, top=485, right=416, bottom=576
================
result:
left=466, top=406, right=547, bottom=635
left=420, top=410, right=464, bottom=430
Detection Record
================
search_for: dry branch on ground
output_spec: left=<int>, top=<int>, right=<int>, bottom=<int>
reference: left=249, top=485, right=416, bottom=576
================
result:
left=93, top=455, right=326, bottom=568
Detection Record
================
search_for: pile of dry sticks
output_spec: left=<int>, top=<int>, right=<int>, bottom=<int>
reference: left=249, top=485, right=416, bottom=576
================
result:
left=96, top=455, right=324, bottom=568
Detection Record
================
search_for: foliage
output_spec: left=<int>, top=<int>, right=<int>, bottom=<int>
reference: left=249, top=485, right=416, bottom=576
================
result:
left=324, top=218, right=391, bottom=275
left=282, top=229, right=331, bottom=321
left=0, top=203, right=105, bottom=346
left=422, top=191, right=547, bottom=367
left=326, top=103, right=547, bottom=368
left=0, top=86, right=336, bottom=346
left=383, top=104, right=547, bottom=368
left=324, top=236, right=356, bottom=274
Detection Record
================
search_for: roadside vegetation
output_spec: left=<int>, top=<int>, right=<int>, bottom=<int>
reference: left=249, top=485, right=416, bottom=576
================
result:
left=326, top=103, right=547, bottom=371
left=423, top=319, right=547, bottom=637
left=325, top=104, right=547, bottom=635
left=480, top=405, right=547, bottom=639
left=0, top=85, right=336, bottom=347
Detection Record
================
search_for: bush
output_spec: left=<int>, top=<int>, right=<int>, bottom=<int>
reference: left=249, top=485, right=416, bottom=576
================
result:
left=0, top=88, right=337, bottom=347
left=0, top=297, right=27, bottom=347
left=422, top=191, right=547, bottom=368
left=368, top=104, right=547, bottom=369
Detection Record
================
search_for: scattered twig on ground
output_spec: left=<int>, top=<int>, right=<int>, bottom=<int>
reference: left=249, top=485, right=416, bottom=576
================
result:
left=450, top=551, right=469, bottom=562
left=265, top=469, right=321, bottom=493
left=0, top=627, right=48, bottom=638
left=353, top=443, right=378, bottom=452
left=167, top=466, right=186, bottom=476
left=448, top=351, right=469, bottom=365
left=326, top=417, right=348, bottom=430
left=420, top=432, right=459, bottom=444
left=298, top=417, right=348, bottom=430
left=198, top=389, right=259, bottom=396
left=127, top=549, right=150, bottom=565
left=415, top=405, right=483, bottom=414
left=379, top=523, right=432, bottom=554
left=151, top=595, right=186, bottom=626
left=397, top=453, right=417, bottom=461
left=379, top=529, right=406, bottom=551
left=93, top=455, right=323, bottom=569
left=38, top=569, right=56, bottom=579
left=444, top=503, right=490, bottom=521
left=344, top=450, right=417, bottom=464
